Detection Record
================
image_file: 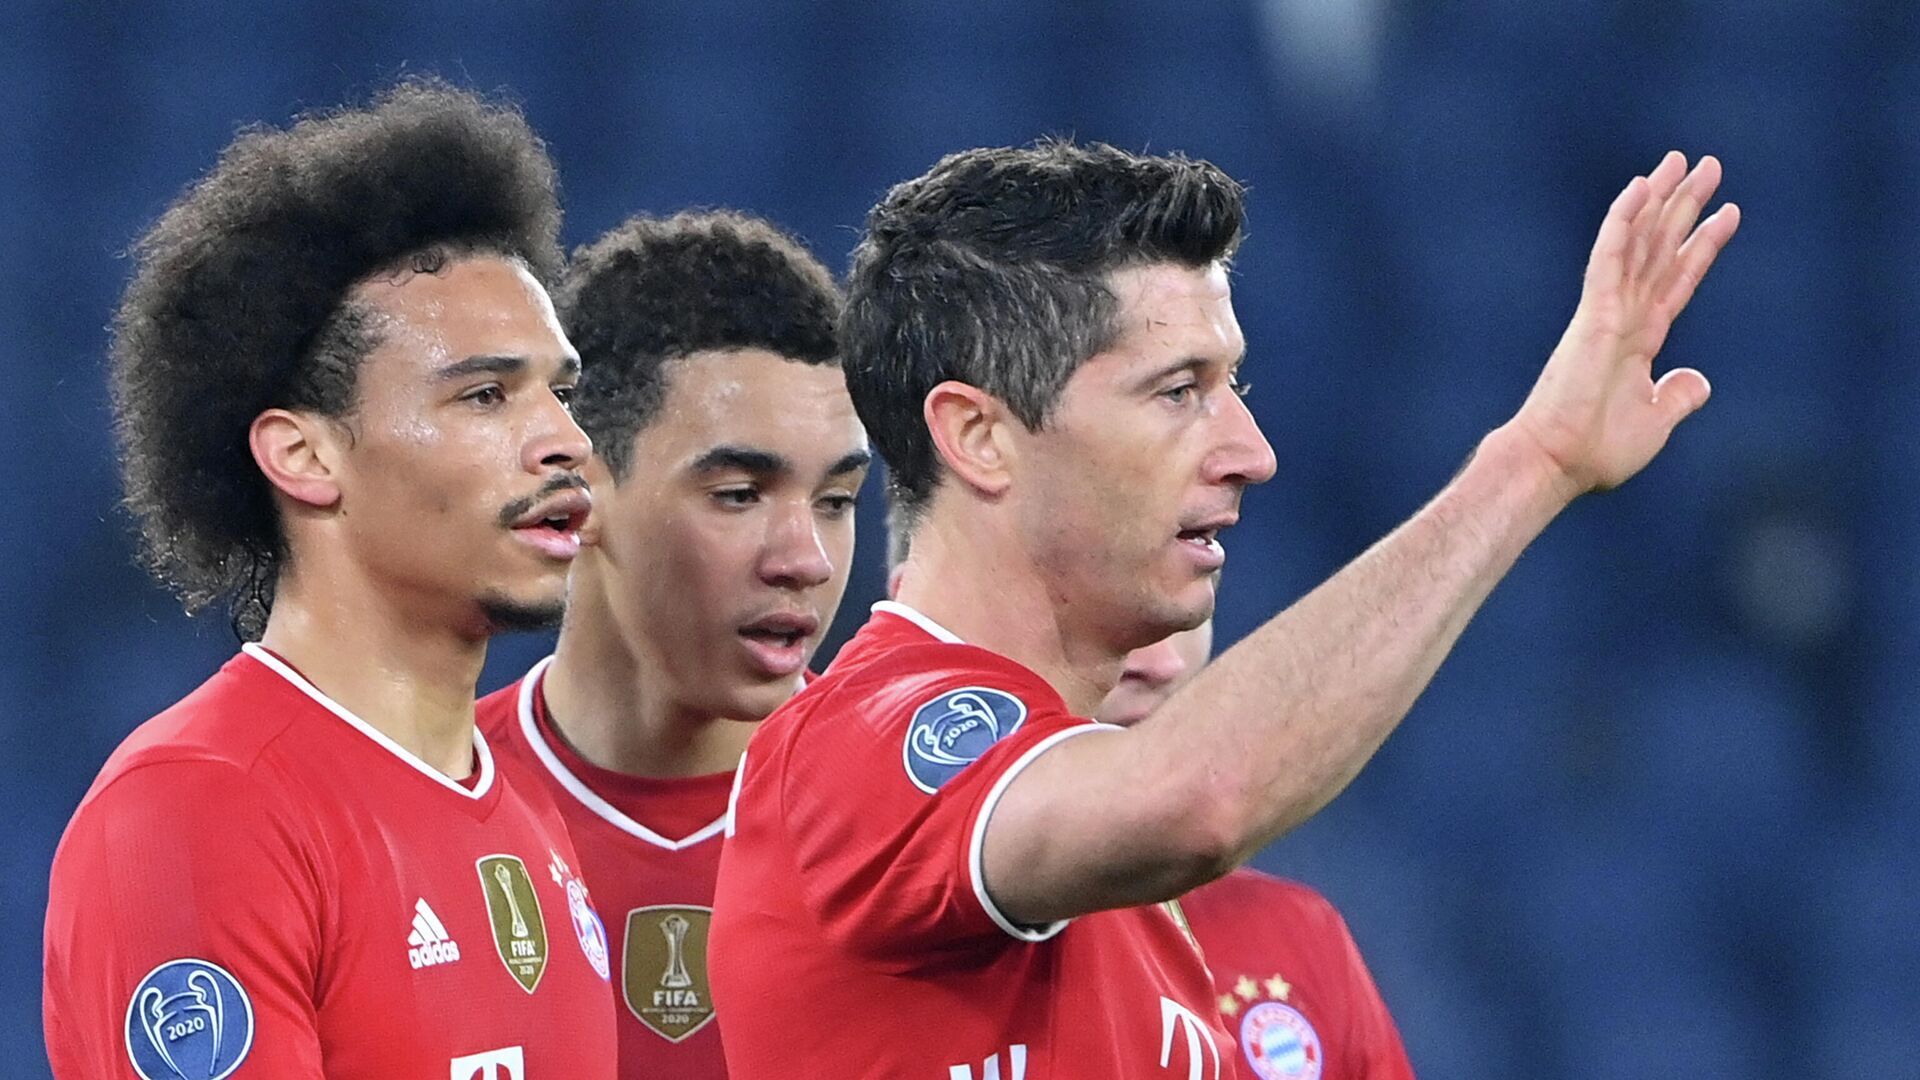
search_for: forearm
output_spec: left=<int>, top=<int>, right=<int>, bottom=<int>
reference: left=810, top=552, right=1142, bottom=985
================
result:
left=983, top=424, right=1577, bottom=922
left=1156, top=422, right=1577, bottom=858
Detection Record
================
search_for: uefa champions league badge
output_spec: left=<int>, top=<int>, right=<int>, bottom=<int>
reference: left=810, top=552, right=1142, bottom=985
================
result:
left=123, top=958, right=254, bottom=1080
left=902, top=686, right=1028, bottom=793
left=550, top=850, right=611, bottom=981
left=1239, top=1001, right=1322, bottom=1080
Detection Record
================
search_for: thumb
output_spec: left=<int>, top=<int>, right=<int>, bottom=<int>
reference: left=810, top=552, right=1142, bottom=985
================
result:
left=1652, top=367, right=1711, bottom=428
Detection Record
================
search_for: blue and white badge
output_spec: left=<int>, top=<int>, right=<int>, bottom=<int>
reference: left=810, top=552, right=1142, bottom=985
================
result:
left=1240, top=1001, right=1322, bottom=1080
left=902, top=686, right=1028, bottom=794
left=124, top=958, right=254, bottom=1080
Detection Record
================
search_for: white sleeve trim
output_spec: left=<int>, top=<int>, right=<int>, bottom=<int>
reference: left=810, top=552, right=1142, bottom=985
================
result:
left=968, top=721, right=1120, bottom=943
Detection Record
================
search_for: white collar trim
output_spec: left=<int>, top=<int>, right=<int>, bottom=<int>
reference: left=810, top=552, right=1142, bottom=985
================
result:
left=240, top=642, right=495, bottom=800
left=514, top=655, right=728, bottom=851
left=871, top=599, right=965, bottom=644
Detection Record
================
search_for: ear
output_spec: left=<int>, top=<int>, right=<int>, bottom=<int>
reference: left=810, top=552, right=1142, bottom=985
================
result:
left=249, top=408, right=344, bottom=510
left=923, top=380, right=1015, bottom=499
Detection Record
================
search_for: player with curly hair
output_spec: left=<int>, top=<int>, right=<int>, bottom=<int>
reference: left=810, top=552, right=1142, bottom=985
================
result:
left=477, top=209, right=866, bottom=1079
left=44, top=81, right=618, bottom=1079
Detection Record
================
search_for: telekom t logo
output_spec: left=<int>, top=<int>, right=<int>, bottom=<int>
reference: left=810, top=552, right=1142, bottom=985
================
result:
left=1159, top=997, right=1221, bottom=1080
left=450, top=1046, right=525, bottom=1080
left=949, top=1044, right=1027, bottom=1080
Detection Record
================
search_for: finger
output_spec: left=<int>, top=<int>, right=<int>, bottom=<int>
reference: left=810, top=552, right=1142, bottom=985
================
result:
left=1628, top=152, right=1688, bottom=279
left=1658, top=202, right=1742, bottom=314
left=1643, top=156, right=1724, bottom=289
left=1586, top=175, right=1652, bottom=292
left=1653, top=366, right=1712, bottom=428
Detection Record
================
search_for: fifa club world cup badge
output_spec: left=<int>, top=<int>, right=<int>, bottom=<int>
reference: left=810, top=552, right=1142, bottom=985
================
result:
left=1221, top=972, right=1322, bottom=1080
left=548, top=850, right=611, bottom=981
left=624, top=904, right=716, bottom=1042
left=123, top=958, right=254, bottom=1080
left=476, top=854, right=549, bottom=993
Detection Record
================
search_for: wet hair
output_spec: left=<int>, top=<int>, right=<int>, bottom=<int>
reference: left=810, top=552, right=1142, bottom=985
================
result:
left=111, top=78, right=564, bottom=639
left=553, top=209, right=842, bottom=481
left=841, top=138, right=1245, bottom=528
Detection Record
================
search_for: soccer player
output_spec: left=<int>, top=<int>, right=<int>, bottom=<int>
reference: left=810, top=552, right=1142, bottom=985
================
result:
left=476, top=210, right=867, bottom=1079
left=1098, top=620, right=1415, bottom=1080
left=44, top=83, right=619, bottom=1079
left=712, top=141, right=1737, bottom=1079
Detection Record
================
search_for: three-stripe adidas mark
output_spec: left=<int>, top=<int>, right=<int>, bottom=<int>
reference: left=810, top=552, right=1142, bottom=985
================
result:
left=407, top=898, right=462, bottom=969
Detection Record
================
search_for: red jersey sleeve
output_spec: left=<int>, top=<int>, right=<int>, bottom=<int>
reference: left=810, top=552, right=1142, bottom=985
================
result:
left=773, top=644, right=1108, bottom=965
left=44, top=759, right=327, bottom=1079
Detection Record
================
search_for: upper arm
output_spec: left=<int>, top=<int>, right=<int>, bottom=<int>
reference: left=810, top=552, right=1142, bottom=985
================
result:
left=44, top=760, right=327, bottom=1079
left=778, top=673, right=1099, bottom=964
left=976, top=719, right=1238, bottom=926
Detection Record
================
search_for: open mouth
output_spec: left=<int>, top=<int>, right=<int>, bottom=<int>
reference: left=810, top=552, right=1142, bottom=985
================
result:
left=1176, top=526, right=1220, bottom=548
left=508, top=489, right=592, bottom=560
left=737, top=611, right=821, bottom=677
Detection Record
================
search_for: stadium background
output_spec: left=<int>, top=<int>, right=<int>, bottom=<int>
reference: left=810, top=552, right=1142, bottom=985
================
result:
left=6, top=2, right=1910, bottom=1077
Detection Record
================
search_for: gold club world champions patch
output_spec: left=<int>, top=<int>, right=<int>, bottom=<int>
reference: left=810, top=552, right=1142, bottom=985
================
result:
left=476, top=854, right=549, bottom=993
left=623, top=905, right=715, bottom=1042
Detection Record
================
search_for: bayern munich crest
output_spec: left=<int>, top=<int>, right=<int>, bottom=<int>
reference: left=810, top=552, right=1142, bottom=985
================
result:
left=1240, top=1000, right=1322, bottom=1080
left=550, top=850, right=611, bottom=981
left=902, top=686, right=1029, bottom=793
left=123, top=958, right=254, bottom=1080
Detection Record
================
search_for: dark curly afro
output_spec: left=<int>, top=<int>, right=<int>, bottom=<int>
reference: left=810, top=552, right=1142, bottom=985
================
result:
left=110, top=78, right=564, bottom=639
left=553, top=209, right=841, bottom=481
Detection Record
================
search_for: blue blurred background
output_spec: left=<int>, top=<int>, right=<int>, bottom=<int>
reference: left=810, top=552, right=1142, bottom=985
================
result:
left=8, top=2, right=1909, bottom=1076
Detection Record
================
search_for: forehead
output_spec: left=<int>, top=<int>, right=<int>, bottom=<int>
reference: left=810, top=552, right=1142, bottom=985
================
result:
left=649, top=348, right=864, bottom=455
left=353, top=255, right=570, bottom=364
left=1100, top=261, right=1241, bottom=366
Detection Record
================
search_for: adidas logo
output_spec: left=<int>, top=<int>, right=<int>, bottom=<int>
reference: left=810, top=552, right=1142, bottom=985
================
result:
left=407, top=898, right=462, bottom=969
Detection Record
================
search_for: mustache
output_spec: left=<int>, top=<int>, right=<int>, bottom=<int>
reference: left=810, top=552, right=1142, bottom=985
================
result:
left=496, top=472, right=589, bottom=528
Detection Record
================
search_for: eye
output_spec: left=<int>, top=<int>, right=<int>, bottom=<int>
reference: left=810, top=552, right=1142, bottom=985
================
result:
left=553, top=384, right=577, bottom=410
left=464, top=385, right=506, bottom=407
left=712, top=487, right=760, bottom=508
left=818, top=494, right=858, bottom=517
left=1159, top=382, right=1198, bottom=405
left=1228, top=374, right=1253, bottom=399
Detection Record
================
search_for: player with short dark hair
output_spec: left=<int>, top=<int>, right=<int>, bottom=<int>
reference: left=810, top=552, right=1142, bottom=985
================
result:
left=45, top=81, right=618, bottom=1079
left=712, top=140, right=1737, bottom=1079
left=477, top=209, right=867, bottom=1079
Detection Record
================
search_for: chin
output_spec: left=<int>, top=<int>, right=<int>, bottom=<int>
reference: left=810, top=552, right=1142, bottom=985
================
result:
left=477, top=590, right=568, bottom=634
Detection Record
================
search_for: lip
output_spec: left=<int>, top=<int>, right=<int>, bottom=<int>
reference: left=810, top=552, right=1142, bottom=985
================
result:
left=736, top=610, right=822, bottom=678
left=508, top=488, right=592, bottom=561
left=1174, top=512, right=1236, bottom=572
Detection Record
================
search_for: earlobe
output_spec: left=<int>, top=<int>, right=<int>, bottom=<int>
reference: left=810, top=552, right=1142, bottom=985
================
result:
left=923, top=381, right=1013, bottom=498
left=249, top=409, right=343, bottom=509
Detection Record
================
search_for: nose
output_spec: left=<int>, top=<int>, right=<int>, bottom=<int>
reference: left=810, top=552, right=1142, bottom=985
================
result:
left=1205, top=388, right=1277, bottom=487
left=758, top=503, right=834, bottom=589
left=524, top=390, right=592, bottom=474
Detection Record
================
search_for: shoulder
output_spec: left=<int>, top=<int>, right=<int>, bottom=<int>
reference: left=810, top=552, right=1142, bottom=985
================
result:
left=1185, top=867, right=1349, bottom=943
left=91, top=652, right=312, bottom=795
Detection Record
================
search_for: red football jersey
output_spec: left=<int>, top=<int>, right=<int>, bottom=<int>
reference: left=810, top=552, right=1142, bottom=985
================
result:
left=713, top=601, right=1235, bottom=1080
left=478, top=658, right=733, bottom=1080
left=1183, top=869, right=1414, bottom=1080
left=43, top=645, right=619, bottom=1080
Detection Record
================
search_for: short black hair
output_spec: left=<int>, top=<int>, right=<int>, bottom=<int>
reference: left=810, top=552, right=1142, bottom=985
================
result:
left=841, top=138, right=1245, bottom=528
left=554, top=209, right=842, bottom=481
left=111, top=78, right=564, bottom=639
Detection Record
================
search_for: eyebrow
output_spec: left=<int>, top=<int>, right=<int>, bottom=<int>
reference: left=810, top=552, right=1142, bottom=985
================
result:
left=1131, top=351, right=1247, bottom=393
left=689, top=446, right=874, bottom=479
left=435, top=353, right=581, bottom=381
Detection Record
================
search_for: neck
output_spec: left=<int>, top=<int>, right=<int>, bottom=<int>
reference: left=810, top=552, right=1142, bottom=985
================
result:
left=258, top=566, right=487, bottom=779
left=895, top=510, right=1125, bottom=716
left=543, top=558, right=757, bottom=778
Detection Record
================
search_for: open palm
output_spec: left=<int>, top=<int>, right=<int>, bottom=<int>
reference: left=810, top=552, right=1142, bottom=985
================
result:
left=1511, top=152, right=1741, bottom=495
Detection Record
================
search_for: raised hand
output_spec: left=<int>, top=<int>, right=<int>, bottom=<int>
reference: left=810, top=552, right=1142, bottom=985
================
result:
left=1507, top=152, right=1740, bottom=497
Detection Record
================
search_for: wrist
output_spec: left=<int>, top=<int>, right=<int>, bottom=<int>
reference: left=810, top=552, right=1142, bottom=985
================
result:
left=1468, top=423, right=1587, bottom=517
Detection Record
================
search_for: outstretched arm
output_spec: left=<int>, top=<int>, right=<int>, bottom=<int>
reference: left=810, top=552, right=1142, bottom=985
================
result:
left=981, top=154, right=1740, bottom=924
